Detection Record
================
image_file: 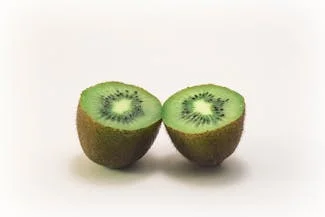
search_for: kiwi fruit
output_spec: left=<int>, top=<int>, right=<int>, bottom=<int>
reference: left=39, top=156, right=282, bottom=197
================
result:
left=76, top=81, right=162, bottom=169
left=162, top=84, right=245, bottom=166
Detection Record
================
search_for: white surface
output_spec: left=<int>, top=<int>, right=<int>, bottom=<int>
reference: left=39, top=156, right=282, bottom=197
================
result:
left=2, top=1, right=325, bottom=216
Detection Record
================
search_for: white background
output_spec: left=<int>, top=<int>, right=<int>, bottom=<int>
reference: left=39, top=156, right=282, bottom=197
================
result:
left=1, top=1, right=325, bottom=216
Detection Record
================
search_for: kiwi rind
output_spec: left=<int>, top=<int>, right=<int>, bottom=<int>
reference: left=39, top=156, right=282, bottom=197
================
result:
left=76, top=82, right=162, bottom=169
left=77, top=105, right=161, bottom=168
left=165, top=113, right=244, bottom=166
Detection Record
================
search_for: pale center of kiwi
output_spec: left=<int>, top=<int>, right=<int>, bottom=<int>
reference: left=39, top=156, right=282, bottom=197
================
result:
left=99, top=89, right=144, bottom=124
left=193, top=100, right=213, bottom=115
left=180, top=92, right=229, bottom=126
left=112, top=99, right=132, bottom=114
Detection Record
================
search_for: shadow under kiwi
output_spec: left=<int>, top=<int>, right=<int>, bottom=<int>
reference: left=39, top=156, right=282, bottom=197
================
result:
left=160, top=153, right=248, bottom=187
left=69, top=153, right=158, bottom=185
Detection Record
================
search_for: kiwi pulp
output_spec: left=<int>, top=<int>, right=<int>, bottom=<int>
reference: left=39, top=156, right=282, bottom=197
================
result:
left=76, top=82, right=162, bottom=169
left=162, top=84, right=245, bottom=166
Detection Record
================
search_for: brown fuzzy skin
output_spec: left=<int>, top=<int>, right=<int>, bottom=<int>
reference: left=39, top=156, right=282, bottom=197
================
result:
left=76, top=105, right=161, bottom=169
left=165, top=113, right=245, bottom=166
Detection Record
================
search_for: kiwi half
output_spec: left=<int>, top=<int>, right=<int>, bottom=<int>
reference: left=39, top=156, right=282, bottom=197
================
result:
left=162, top=84, right=245, bottom=166
left=76, top=82, right=162, bottom=169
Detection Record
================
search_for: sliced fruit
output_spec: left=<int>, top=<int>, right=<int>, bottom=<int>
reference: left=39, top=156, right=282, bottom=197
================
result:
left=77, top=81, right=162, bottom=169
left=162, top=84, right=245, bottom=166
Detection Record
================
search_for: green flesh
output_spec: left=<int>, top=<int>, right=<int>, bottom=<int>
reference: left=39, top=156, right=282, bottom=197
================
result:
left=80, top=82, right=161, bottom=131
left=162, top=84, right=245, bottom=134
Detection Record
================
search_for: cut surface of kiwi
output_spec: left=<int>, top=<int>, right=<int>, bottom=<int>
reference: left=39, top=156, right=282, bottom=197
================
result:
left=162, top=84, right=245, bottom=166
left=77, top=81, right=162, bottom=169
left=80, top=82, right=161, bottom=130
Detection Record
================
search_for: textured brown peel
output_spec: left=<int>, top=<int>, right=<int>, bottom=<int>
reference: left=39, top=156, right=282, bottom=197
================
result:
left=165, top=113, right=245, bottom=166
left=76, top=104, right=161, bottom=169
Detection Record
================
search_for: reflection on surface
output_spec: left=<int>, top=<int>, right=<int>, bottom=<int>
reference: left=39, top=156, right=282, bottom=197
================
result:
left=160, top=153, right=248, bottom=187
left=70, top=151, right=247, bottom=187
left=69, top=154, right=158, bottom=185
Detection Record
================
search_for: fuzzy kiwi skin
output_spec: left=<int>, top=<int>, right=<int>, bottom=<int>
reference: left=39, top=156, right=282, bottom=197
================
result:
left=165, top=112, right=245, bottom=166
left=76, top=105, right=161, bottom=169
